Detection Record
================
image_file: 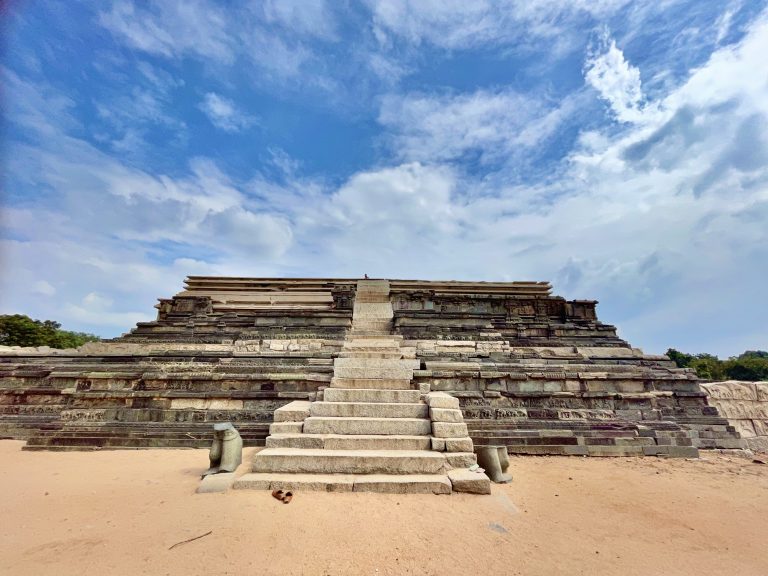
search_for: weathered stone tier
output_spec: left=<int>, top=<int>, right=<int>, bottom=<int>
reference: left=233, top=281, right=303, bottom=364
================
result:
left=0, top=276, right=744, bottom=455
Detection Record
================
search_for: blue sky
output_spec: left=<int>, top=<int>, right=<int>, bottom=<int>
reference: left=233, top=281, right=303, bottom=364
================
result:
left=2, top=0, right=767, bottom=356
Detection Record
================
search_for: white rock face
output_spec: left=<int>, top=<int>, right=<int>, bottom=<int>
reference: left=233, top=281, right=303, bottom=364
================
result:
left=702, top=381, right=768, bottom=453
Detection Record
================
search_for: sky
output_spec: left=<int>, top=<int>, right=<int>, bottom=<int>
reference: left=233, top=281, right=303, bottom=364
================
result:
left=1, top=0, right=767, bottom=357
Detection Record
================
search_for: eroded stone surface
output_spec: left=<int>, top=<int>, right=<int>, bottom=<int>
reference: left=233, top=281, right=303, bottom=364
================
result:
left=448, top=469, right=491, bottom=494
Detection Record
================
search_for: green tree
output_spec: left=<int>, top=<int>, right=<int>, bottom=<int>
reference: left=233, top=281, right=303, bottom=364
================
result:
left=689, top=354, right=726, bottom=381
left=724, top=351, right=768, bottom=381
left=666, top=348, right=693, bottom=368
left=666, top=348, right=768, bottom=381
left=0, top=314, right=100, bottom=348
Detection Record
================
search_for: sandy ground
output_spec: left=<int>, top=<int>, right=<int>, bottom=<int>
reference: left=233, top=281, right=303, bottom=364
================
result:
left=0, top=441, right=766, bottom=576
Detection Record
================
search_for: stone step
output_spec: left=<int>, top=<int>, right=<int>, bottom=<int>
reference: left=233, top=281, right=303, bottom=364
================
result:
left=334, top=358, right=420, bottom=369
left=273, top=401, right=311, bottom=422
left=352, top=318, right=392, bottom=326
left=269, top=422, right=304, bottom=434
left=352, top=313, right=391, bottom=320
left=344, top=334, right=403, bottom=342
left=334, top=366, right=414, bottom=379
left=310, top=401, right=428, bottom=418
left=337, top=351, right=404, bottom=359
left=351, top=303, right=393, bottom=317
left=343, top=339, right=402, bottom=348
left=251, top=448, right=446, bottom=474
left=447, top=469, right=492, bottom=494
left=341, top=347, right=402, bottom=355
left=303, top=416, right=431, bottom=435
left=323, top=388, right=421, bottom=404
left=233, top=473, right=451, bottom=494
left=330, top=377, right=413, bottom=390
left=265, top=433, right=432, bottom=450
left=347, top=331, right=396, bottom=337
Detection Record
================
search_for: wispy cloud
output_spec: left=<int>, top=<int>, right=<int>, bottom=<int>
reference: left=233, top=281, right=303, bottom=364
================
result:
left=378, top=89, right=575, bottom=168
left=367, top=0, right=631, bottom=52
left=584, top=30, right=652, bottom=123
left=199, top=93, right=258, bottom=133
left=98, top=0, right=235, bottom=62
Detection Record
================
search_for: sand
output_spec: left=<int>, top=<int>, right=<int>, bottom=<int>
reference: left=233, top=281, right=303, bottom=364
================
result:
left=0, top=441, right=766, bottom=576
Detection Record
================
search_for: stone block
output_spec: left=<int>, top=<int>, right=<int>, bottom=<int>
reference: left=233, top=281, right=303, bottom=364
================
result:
left=251, top=449, right=447, bottom=475
left=431, top=437, right=446, bottom=451
left=445, top=437, right=474, bottom=452
left=273, top=401, right=311, bottom=422
left=324, top=435, right=431, bottom=451
left=642, top=445, right=669, bottom=456
left=323, top=388, right=420, bottom=404
left=311, top=402, right=428, bottom=419
left=171, top=399, right=244, bottom=410
left=712, top=438, right=746, bottom=449
left=448, top=469, right=491, bottom=494
left=304, top=417, right=431, bottom=436
left=445, top=452, right=477, bottom=468
left=432, top=422, right=468, bottom=438
left=353, top=475, right=451, bottom=494
left=266, top=434, right=325, bottom=449
left=429, top=408, right=464, bottom=423
left=667, top=446, right=700, bottom=458
left=233, top=473, right=355, bottom=492
left=746, top=436, right=768, bottom=453
left=269, top=422, right=304, bottom=434
left=196, top=472, right=236, bottom=494
left=425, top=392, right=460, bottom=410
left=586, top=445, right=644, bottom=457
left=702, top=381, right=758, bottom=401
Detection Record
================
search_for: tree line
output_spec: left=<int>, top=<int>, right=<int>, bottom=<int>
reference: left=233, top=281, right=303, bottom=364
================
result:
left=0, top=314, right=101, bottom=349
left=666, top=349, right=768, bottom=381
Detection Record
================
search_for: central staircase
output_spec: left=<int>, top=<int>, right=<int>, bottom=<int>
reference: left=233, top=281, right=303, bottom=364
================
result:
left=233, top=280, right=490, bottom=494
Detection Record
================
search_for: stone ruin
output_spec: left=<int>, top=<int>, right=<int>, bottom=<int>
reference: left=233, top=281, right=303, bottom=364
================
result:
left=701, top=381, right=768, bottom=453
left=0, top=276, right=745, bottom=491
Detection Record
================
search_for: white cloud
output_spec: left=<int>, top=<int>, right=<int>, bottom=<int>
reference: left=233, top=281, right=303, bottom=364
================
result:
left=584, top=32, right=650, bottom=123
left=199, top=93, right=258, bottom=132
left=260, top=0, right=338, bottom=40
left=98, top=0, right=338, bottom=92
left=32, top=281, right=56, bottom=297
left=367, top=0, right=631, bottom=51
left=99, top=0, right=234, bottom=63
left=379, top=89, right=574, bottom=165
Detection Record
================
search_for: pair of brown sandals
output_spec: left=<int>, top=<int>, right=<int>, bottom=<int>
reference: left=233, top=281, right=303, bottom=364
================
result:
left=271, top=489, right=293, bottom=504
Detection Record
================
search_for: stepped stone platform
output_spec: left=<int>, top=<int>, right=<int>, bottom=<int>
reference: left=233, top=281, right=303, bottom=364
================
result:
left=234, top=280, right=488, bottom=493
left=0, top=276, right=743, bottom=462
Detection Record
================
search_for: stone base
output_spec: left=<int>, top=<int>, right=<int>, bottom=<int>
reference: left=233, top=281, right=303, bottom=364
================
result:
left=447, top=469, right=492, bottom=494
left=233, top=473, right=451, bottom=494
left=196, top=472, right=236, bottom=493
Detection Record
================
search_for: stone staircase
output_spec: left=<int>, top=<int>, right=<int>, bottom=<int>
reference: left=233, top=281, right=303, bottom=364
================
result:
left=233, top=280, right=490, bottom=494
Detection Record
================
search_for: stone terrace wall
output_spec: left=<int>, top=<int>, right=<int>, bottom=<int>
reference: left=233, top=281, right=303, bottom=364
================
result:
left=0, top=277, right=745, bottom=454
left=701, top=381, right=768, bottom=453
left=0, top=278, right=355, bottom=450
left=0, top=339, right=344, bottom=449
left=392, top=287, right=742, bottom=455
